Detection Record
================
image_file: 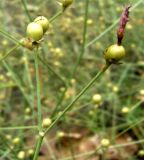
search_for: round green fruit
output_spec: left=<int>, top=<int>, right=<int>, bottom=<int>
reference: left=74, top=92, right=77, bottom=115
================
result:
left=26, top=22, right=43, bottom=41
left=34, top=16, right=49, bottom=33
left=104, top=44, right=126, bottom=63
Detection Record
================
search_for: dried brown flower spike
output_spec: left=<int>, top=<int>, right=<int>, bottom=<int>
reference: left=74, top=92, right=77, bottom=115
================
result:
left=117, top=6, right=131, bottom=45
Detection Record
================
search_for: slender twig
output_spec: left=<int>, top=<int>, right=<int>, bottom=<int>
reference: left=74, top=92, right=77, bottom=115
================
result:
left=33, top=50, right=43, bottom=160
left=86, top=0, right=143, bottom=48
left=38, top=55, right=67, bottom=87
left=32, top=62, right=111, bottom=160
left=49, top=11, right=63, bottom=23
left=39, top=55, right=68, bottom=117
left=86, top=20, right=119, bottom=48
left=45, top=63, right=111, bottom=132
left=2, top=61, right=32, bottom=106
left=0, top=28, right=21, bottom=44
left=116, top=118, right=144, bottom=138
left=111, top=139, right=144, bottom=148
left=54, top=0, right=90, bottom=113
left=33, top=135, right=44, bottom=160
left=71, top=0, right=89, bottom=77
left=130, top=100, right=143, bottom=112
left=21, top=0, right=32, bottom=22
left=0, top=44, right=20, bottom=62
left=51, top=87, right=67, bottom=117
left=111, top=94, right=117, bottom=142
left=34, top=50, right=42, bottom=130
left=50, top=0, right=89, bottom=115
left=23, top=52, right=35, bottom=102
left=0, top=126, right=37, bottom=130
left=38, top=55, right=68, bottom=118
left=59, top=139, right=144, bottom=160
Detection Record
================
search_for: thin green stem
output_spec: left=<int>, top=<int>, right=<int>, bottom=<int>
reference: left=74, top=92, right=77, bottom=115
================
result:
left=38, top=55, right=68, bottom=118
left=45, top=63, right=111, bottom=134
left=34, top=51, right=42, bottom=130
left=0, top=44, right=20, bottom=61
left=0, top=28, right=21, bottom=44
left=60, top=139, right=144, bottom=160
left=0, top=149, right=10, bottom=159
left=33, top=51, right=43, bottom=160
left=130, top=100, right=143, bottom=112
left=111, top=94, right=117, bottom=142
left=32, top=63, right=111, bottom=160
left=49, top=11, right=63, bottom=23
left=0, top=126, right=37, bottom=130
left=53, top=0, right=89, bottom=113
left=43, top=138, right=58, bottom=160
left=38, top=55, right=67, bottom=87
left=116, top=118, right=144, bottom=138
left=86, top=19, right=119, bottom=48
left=117, top=64, right=131, bottom=87
left=71, top=0, right=89, bottom=77
left=23, top=52, right=35, bottom=102
left=21, top=0, right=32, bottom=22
left=131, top=0, right=144, bottom=10
left=33, top=135, right=44, bottom=160
left=129, top=115, right=144, bottom=148
left=51, top=87, right=67, bottom=117
left=2, top=61, right=32, bottom=106
left=85, top=0, right=143, bottom=48
left=111, top=139, right=144, bottom=149
left=0, top=83, right=16, bottom=89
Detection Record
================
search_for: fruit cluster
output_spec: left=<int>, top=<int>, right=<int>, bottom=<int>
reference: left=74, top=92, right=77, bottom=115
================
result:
left=26, top=16, right=49, bottom=42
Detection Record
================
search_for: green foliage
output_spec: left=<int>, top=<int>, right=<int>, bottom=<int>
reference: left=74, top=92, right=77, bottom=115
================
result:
left=0, top=0, right=144, bottom=159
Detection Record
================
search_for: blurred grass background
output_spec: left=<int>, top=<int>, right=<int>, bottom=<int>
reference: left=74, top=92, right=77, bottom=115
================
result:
left=0, top=0, right=144, bottom=159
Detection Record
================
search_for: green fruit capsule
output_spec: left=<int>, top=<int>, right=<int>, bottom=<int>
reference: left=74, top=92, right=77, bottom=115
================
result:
left=26, top=22, right=43, bottom=41
left=104, top=44, right=126, bottom=63
left=34, top=16, right=49, bottom=33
